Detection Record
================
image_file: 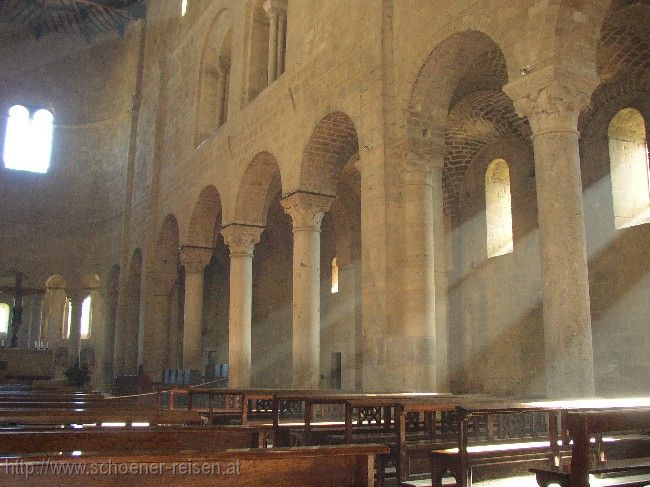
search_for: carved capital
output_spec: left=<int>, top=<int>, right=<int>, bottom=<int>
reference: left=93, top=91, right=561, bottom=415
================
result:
left=217, top=55, right=231, bottom=75
left=221, top=224, right=264, bottom=257
left=503, top=65, right=598, bottom=135
left=281, top=191, right=334, bottom=231
left=179, top=246, right=213, bottom=273
left=401, top=166, right=435, bottom=188
left=263, top=0, right=286, bottom=17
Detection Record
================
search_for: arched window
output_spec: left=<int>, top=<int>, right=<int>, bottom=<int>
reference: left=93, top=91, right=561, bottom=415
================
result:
left=246, top=0, right=287, bottom=102
left=608, top=108, right=650, bottom=229
left=80, top=296, right=92, bottom=339
left=331, top=257, right=339, bottom=294
left=3, top=105, right=53, bottom=174
left=485, top=158, right=514, bottom=258
left=0, top=303, right=10, bottom=334
left=196, top=13, right=232, bottom=145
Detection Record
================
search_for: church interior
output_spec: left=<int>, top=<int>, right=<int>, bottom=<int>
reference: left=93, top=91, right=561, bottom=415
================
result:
left=0, top=0, right=649, bottom=485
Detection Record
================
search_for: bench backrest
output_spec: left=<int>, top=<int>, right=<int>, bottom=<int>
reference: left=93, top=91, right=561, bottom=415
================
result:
left=0, top=426, right=262, bottom=454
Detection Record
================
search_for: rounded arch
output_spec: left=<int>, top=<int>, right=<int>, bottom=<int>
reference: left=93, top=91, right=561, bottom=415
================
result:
left=234, top=151, right=283, bottom=226
left=195, top=8, right=232, bottom=145
left=187, top=185, right=222, bottom=247
left=300, top=112, right=359, bottom=196
left=407, top=30, right=509, bottom=160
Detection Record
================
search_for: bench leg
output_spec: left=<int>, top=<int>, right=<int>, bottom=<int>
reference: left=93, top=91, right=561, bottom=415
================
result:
left=431, top=461, right=445, bottom=487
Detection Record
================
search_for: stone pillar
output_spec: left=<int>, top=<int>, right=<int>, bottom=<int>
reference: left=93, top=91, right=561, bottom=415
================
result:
left=179, top=246, right=213, bottom=371
left=401, top=167, right=437, bottom=391
left=216, top=56, right=230, bottom=126
left=504, top=66, right=598, bottom=398
left=282, top=192, right=334, bottom=389
left=67, top=292, right=85, bottom=365
left=263, top=0, right=279, bottom=84
left=276, top=9, right=287, bottom=77
left=221, top=224, right=264, bottom=388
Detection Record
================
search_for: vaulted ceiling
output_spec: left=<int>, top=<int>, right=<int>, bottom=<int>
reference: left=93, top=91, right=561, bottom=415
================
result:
left=0, top=0, right=146, bottom=41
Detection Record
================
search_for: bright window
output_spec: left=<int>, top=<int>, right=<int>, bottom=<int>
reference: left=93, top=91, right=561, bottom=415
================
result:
left=80, top=296, right=92, bottom=339
left=608, top=108, right=650, bottom=229
left=331, top=257, right=339, bottom=294
left=181, top=0, right=188, bottom=16
left=485, top=158, right=514, bottom=258
left=3, top=105, right=53, bottom=174
left=0, top=303, right=10, bottom=334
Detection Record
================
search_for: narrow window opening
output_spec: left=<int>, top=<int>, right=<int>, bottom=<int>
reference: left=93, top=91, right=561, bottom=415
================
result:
left=331, top=257, right=339, bottom=294
left=608, top=108, right=650, bottom=229
left=181, top=0, right=188, bottom=16
left=80, top=296, right=92, bottom=339
left=485, top=158, right=514, bottom=258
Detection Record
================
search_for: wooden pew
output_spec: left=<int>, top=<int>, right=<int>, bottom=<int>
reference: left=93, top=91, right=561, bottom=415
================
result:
left=531, top=408, right=650, bottom=487
left=0, top=443, right=389, bottom=486
left=0, top=407, right=204, bottom=427
left=0, top=425, right=266, bottom=454
left=429, top=404, right=562, bottom=487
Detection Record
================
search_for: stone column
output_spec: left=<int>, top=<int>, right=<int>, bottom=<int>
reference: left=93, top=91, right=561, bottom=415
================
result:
left=276, top=9, right=287, bottom=77
left=179, top=246, right=213, bottom=371
left=282, top=192, right=334, bottom=389
left=67, top=292, right=85, bottom=365
left=400, top=167, right=437, bottom=391
left=221, top=224, right=264, bottom=388
left=504, top=66, right=598, bottom=398
left=216, top=56, right=230, bottom=126
left=263, top=0, right=279, bottom=84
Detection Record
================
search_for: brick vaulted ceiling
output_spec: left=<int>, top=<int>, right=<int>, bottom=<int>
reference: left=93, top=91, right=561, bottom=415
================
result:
left=0, top=0, right=145, bottom=40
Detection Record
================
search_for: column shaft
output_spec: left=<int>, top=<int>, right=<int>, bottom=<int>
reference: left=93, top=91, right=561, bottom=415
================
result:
left=228, top=252, right=254, bottom=387
left=532, top=127, right=595, bottom=397
left=182, top=271, right=205, bottom=370
left=266, top=8, right=278, bottom=84
left=504, top=68, right=598, bottom=398
left=282, top=192, right=334, bottom=389
left=276, top=11, right=286, bottom=77
left=401, top=168, right=436, bottom=391
left=180, top=247, right=212, bottom=371
left=222, top=225, right=263, bottom=388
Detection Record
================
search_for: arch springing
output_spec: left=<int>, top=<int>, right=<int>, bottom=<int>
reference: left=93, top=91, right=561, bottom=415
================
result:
left=608, top=108, right=650, bottom=229
left=485, top=159, right=513, bottom=258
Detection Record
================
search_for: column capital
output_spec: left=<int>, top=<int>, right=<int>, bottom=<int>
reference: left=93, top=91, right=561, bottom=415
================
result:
left=263, top=0, right=286, bottom=16
left=221, top=224, right=264, bottom=256
left=179, top=246, right=213, bottom=273
left=281, top=191, right=335, bottom=231
left=401, top=165, right=436, bottom=188
left=503, top=65, right=599, bottom=134
left=217, top=55, right=231, bottom=75
left=66, top=288, right=89, bottom=303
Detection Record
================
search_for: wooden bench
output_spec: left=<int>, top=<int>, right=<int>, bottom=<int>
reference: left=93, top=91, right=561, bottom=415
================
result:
left=0, top=407, right=204, bottom=427
left=430, top=407, right=564, bottom=487
left=0, top=443, right=390, bottom=486
left=531, top=408, right=650, bottom=487
left=0, top=425, right=266, bottom=454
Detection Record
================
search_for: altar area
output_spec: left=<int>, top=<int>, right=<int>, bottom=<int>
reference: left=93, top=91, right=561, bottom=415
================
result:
left=0, top=348, right=54, bottom=382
